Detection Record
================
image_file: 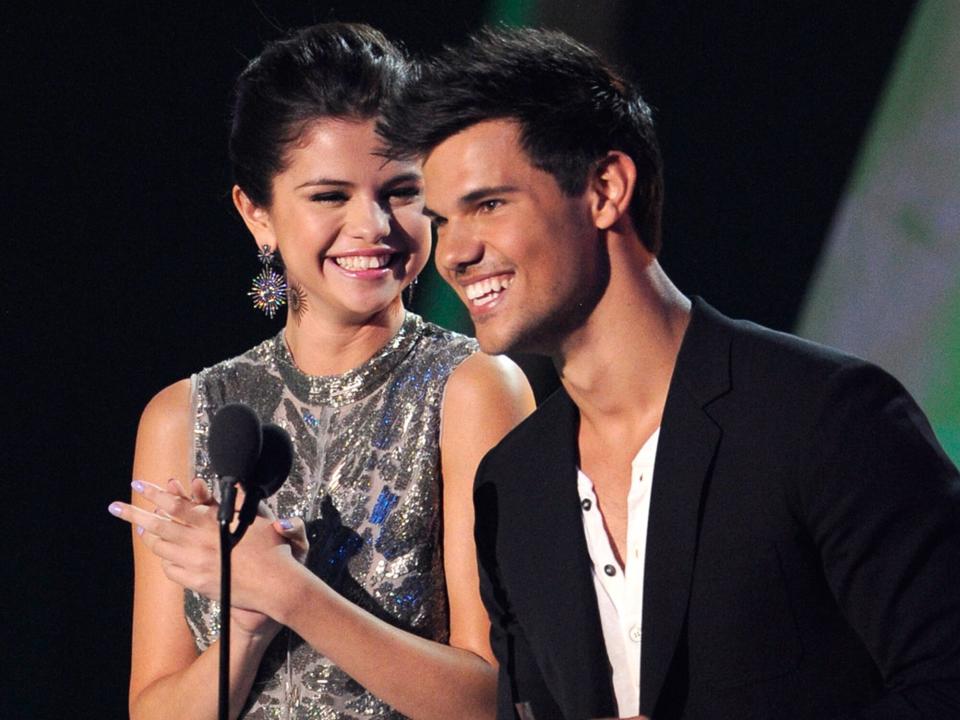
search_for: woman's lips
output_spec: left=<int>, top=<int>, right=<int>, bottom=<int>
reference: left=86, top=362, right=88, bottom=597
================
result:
left=326, top=252, right=403, bottom=279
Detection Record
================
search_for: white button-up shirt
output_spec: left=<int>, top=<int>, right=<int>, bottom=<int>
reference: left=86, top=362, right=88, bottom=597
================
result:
left=577, top=428, right=660, bottom=717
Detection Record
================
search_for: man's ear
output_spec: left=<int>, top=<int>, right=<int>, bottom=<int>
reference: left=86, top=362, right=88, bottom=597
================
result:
left=232, top=185, right=276, bottom=250
left=589, top=151, right=637, bottom=231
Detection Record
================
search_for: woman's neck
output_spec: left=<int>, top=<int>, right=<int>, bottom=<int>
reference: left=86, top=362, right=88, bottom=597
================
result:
left=281, top=299, right=406, bottom=376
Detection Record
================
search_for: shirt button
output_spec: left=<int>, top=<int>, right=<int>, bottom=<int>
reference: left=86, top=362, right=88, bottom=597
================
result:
left=581, top=498, right=592, bottom=511
left=629, top=625, right=642, bottom=642
left=604, top=564, right=617, bottom=576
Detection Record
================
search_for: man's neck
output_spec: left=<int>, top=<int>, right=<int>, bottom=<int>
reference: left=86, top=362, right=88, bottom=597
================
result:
left=556, top=259, right=691, bottom=449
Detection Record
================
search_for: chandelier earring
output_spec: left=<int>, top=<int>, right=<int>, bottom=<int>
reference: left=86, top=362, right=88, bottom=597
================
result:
left=248, top=244, right=287, bottom=319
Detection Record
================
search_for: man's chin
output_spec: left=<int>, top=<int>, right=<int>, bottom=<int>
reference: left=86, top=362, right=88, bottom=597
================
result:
left=473, top=323, right=518, bottom=357
left=474, top=335, right=514, bottom=357
left=474, top=323, right=547, bottom=357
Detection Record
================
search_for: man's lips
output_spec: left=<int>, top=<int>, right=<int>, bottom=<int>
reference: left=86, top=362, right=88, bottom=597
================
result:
left=462, top=273, right=515, bottom=307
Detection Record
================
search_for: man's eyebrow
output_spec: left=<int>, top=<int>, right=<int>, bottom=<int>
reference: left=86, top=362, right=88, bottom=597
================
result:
left=459, top=185, right=518, bottom=205
left=423, top=185, right=519, bottom=223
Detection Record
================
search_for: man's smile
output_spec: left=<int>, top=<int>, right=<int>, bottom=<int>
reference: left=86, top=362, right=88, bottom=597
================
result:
left=462, top=272, right=515, bottom=307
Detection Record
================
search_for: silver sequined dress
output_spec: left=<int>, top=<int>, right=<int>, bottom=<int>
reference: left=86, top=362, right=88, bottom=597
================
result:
left=185, top=313, right=477, bottom=719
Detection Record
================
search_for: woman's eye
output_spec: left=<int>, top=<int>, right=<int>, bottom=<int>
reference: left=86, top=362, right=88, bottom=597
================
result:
left=386, top=186, right=423, bottom=204
left=310, top=192, right=348, bottom=204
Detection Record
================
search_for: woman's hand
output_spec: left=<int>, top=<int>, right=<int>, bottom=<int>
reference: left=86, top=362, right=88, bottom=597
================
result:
left=109, top=478, right=308, bottom=635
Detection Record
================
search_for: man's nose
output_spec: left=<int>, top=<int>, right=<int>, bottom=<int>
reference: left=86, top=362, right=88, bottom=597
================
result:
left=436, top=220, right=484, bottom=275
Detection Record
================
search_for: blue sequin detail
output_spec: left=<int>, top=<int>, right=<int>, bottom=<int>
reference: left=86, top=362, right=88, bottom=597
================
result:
left=328, top=533, right=364, bottom=568
left=302, top=409, right=319, bottom=428
left=370, top=488, right=400, bottom=525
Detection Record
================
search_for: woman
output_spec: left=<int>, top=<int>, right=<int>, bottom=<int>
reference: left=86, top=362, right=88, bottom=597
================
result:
left=108, top=23, right=534, bottom=720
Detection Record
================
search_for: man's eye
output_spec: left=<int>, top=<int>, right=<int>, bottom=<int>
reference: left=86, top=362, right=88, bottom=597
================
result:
left=479, top=199, right=503, bottom=212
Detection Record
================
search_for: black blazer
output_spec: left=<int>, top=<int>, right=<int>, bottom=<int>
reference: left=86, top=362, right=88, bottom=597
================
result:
left=474, top=299, right=960, bottom=720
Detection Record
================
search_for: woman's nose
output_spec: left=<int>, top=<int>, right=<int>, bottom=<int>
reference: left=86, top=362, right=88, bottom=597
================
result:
left=345, top=198, right=391, bottom=241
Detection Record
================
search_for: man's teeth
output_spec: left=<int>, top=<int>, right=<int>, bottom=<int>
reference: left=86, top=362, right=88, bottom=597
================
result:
left=465, top=275, right=514, bottom=304
left=334, top=255, right=391, bottom=271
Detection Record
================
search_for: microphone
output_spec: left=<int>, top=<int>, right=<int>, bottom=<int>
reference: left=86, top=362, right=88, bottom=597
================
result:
left=205, top=402, right=268, bottom=720
left=208, top=403, right=262, bottom=524
left=234, top=422, right=293, bottom=541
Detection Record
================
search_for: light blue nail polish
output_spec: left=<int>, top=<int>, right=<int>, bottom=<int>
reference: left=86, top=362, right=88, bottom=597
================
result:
left=136, top=525, right=145, bottom=536
left=131, top=480, right=145, bottom=492
left=279, top=518, right=294, bottom=530
left=108, top=502, right=123, bottom=517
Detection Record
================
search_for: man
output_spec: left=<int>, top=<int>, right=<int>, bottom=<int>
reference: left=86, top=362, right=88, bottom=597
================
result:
left=379, top=27, right=960, bottom=720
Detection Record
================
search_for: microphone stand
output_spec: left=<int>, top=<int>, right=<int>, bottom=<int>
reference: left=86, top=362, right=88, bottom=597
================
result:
left=218, top=479, right=239, bottom=720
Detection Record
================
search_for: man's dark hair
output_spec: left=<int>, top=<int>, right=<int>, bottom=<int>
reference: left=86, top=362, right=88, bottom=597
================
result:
left=379, top=26, right=663, bottom=253
left=230, top=22, right=409, bottom=207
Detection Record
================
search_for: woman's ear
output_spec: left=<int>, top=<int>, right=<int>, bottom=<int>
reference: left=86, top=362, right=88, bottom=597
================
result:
left=232, top=185, right=276, bottom=250
left=589, top=151, right=637, bottom=231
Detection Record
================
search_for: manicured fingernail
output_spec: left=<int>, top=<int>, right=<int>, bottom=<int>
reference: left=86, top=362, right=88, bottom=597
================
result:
left=278, top=518, right=294, bottom=530
left=136, top=525, right=145, bottom=536
left=108, top=502, right=123, bottom=517
left=131, top=480, right=145, bottom=493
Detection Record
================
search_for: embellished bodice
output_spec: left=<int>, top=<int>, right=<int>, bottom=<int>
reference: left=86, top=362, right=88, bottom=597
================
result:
left=185, top=313, right=477, bottom=719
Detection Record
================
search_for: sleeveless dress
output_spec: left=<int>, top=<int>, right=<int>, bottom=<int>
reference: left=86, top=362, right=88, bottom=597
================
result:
left=184, top=313, right=478, bottom=719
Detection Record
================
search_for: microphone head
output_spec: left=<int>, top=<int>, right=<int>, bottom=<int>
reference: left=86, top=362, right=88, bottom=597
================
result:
left=247, top=423, right=293, bottom=497
left=208, top=403, right=262, bottom=480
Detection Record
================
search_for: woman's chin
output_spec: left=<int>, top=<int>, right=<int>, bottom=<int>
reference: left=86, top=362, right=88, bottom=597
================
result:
left=330, top=293, right=407, bottom=328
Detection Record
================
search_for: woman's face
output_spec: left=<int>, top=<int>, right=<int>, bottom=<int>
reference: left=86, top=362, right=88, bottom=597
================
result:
left=251, top=118, right=430, bottom=326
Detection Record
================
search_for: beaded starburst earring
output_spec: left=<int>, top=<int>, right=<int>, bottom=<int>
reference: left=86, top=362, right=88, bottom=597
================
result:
left=287, top=280, right=308, bottom=325
left=248, top=244, right=287, bottom=319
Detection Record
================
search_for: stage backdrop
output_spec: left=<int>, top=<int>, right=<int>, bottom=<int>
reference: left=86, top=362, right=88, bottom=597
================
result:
left=798, top=0, right=960, bottom=465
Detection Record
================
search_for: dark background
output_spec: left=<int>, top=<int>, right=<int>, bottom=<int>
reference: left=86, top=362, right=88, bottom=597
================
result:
left=6, top=1, right=915, bottom=716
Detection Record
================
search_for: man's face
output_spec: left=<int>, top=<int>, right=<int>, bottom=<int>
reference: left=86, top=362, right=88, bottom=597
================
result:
left=422, top=119, right=608, bottom=355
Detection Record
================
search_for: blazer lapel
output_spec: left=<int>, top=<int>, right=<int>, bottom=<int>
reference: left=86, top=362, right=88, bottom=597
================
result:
left=640, top=299, right=731, bottom=715
left=512, top=388, right=618, bottom=717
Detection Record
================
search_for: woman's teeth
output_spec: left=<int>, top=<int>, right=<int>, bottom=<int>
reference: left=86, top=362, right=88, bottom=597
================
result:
left=464, top=275, right=514, bottom=305
left=334, top=254, right=392, bottom=271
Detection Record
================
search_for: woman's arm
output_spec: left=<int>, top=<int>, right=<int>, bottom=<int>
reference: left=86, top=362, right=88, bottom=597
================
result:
left=124, top=380, right=278, bottom=720
left=439, top=353, right=535, bottom=665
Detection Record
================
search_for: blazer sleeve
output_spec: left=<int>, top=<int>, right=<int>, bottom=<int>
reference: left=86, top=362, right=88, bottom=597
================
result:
left=474, top=457, right=566, bottom=720
left=800, top=362, right=960, bottom=719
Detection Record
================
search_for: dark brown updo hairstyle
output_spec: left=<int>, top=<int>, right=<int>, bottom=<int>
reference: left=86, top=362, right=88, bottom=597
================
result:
left=229, top=22, right=410, bottom=208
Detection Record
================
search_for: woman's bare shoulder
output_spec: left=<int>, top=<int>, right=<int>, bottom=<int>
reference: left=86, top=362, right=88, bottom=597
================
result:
left=134, top=379, right=193, bottom=468
left=445, top=352, right=533, bottom=412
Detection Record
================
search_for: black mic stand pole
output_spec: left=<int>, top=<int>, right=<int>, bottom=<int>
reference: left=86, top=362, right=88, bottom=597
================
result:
left=218, top=478, right=239, bottom=720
